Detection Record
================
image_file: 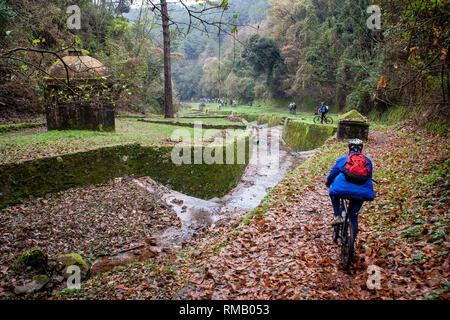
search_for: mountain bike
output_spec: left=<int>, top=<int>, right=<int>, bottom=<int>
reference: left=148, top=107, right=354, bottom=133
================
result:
left=313, top=112, right=334, bottom=124
left=332, top=198, right=357, bottom=270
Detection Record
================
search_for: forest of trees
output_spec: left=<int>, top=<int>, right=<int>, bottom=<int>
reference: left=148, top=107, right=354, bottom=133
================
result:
left=0, top=0, right=448, bottom=126
left=0, top=0, right=166, bottom=120
left=124, top=0, right=450, bottom=126
left=166, top=0, right=448, bottom=127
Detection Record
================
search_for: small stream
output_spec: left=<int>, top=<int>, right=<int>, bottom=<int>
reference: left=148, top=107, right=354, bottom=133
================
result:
left=134, top=124, right=315, bottom=247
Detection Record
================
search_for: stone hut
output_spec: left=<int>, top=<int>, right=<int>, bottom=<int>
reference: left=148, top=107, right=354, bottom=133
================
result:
left=45, top=50, right=115, bottom=131
left=337, top=110, right=370, bottom=141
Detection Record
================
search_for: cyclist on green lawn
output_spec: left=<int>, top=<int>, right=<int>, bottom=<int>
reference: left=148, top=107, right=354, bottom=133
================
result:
left=325, top=139, right=375, bottom=239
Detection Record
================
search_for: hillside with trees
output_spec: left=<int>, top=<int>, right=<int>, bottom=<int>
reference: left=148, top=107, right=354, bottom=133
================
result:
left=0, top=0, right=448, bottom=128
left=0, top=0, right=165, bottom=122
left=168, top=0, right=448, bottom=132
left=0, top=0, right=448, bottom=305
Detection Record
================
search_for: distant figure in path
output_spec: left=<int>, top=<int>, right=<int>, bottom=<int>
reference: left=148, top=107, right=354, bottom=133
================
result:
left=232, top=100, right=237, bottom=108
left=319, top=102, right=329, bottom=124
left=288, top=102, right=297, bottom=115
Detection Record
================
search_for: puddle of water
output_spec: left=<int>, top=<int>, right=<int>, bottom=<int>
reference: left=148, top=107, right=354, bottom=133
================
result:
left=133, top=124, right=315, bottom=247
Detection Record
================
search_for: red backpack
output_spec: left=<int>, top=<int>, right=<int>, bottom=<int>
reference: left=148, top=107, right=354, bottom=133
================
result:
left=344, top=153, right=370, bottom=184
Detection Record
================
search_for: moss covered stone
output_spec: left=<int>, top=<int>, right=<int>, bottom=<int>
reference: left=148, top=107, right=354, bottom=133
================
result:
left=234, top=113, right=259, bottom=123
left=138, top=119, right=246, bottom=130
left=14, top=247, right=48, bottom=274
left=0, top=137, right=251, bottom=208
left=233, top=113, right=284, bottom=127
left=205, top=110, right=233, bottom=116
left=0, top=122, right=45, bottom=133
left=339, top=110, right=368, bottom=123
left=282, top=120, right=337, bottom=152
left=255, top=114, right=284, bottom=127
left=57, top=253, right=89, bottom=279
left=337, top=110, right=370, bottom=141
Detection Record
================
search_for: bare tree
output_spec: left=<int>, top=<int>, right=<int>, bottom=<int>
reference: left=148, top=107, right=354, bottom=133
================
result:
left=1, top=46, right=75, bottom=93
left=143, top=0, right=235, bottom=118
left=160, top=0, right=174, bottom=118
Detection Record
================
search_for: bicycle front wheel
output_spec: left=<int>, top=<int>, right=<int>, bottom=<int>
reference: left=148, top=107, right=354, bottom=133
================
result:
left=326, top=117, right=334, bottom=124
left=313, top=116, right=321, bottom=124
left=333, top=225, right=340, bottom=244
left=341, top=219, right=355, bottom=270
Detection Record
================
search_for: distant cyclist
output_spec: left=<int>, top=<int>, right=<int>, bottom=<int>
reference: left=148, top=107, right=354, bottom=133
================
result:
left=325, top=139, right=375, bottom=239
left=319, top=102, right=329, bottom=124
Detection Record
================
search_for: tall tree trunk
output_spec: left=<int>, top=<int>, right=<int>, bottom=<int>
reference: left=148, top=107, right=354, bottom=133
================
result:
left=161, top=0, right=174, bottom=118
left=134, top=3, right=144, bottom=57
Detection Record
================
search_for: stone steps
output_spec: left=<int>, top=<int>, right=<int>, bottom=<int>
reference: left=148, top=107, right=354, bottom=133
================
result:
left=279, top=117, right=288, bottom=125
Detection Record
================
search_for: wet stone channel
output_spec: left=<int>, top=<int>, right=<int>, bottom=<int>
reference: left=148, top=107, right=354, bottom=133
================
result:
left=134, top=123, right=316, bottom=247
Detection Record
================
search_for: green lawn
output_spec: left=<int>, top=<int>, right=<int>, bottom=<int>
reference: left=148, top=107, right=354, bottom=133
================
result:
left=144, top=117, right=243, bottom=126
left=182, top=102, right=338, bottom=124
left=0, top=118, right=247, bottom=164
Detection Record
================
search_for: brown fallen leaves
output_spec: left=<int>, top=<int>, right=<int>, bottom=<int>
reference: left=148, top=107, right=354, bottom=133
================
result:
left=186, top=184, right=369, bottom=300
left=3, top=123, right=448, bottom=301
left=0, top=177, right=180, bottom=299
left=183, top=126, right=449, bottom=300
left=47, top=124, right=448, bottom=300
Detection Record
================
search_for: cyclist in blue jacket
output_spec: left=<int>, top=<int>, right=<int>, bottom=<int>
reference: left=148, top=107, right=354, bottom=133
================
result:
left=319, top=102, right=329, bottom=124
left=325, top=139, right=375, bottom=239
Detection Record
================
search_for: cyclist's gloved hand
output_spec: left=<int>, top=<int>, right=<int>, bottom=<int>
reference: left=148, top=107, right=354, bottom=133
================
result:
left=325, top=181, right=331, bottom=188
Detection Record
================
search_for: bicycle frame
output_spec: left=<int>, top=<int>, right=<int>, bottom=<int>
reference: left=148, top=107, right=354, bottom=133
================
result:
left=313, top=113, right=333, bottom=124
left=340, top=198, right=348, bottom=227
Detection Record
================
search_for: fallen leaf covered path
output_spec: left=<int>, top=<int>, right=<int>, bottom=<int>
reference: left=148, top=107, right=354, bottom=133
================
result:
left=47, top=124, right=448, bottom=300
left=183, top=124, right=449, bottom=300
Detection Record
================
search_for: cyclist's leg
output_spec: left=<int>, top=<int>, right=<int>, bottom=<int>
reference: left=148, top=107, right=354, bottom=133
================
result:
left=330, top=195, right=344, bottom=226
left=330, top=195, right=340, bottom=217
left=348, top=200, right=364, bottom=238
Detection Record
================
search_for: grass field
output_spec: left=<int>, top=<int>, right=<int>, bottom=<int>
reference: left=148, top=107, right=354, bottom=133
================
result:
left=0, top=117, right=247, bottom=164
left=182, top=102, right=338, bottom=124
left=144, top=117, right=243, bottom=126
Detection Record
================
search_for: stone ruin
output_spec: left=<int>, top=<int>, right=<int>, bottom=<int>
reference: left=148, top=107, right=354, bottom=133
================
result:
left=45, top=50, right=115, bottom=131
left=337, top=109, right=370, bottom=141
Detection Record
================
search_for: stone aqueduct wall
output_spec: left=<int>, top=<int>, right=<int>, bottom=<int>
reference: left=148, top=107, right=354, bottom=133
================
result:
left=0, top=139, right=250, bottom=209
left=0, top=122, right=45, bottom=133
left=0, top=112, right=336, bottom=208
left=206, top=110, right=337, bottom=152
left=282, top=120, right=337, bottom=152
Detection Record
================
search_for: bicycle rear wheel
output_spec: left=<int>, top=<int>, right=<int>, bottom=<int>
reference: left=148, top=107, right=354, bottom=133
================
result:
left=326, top=116, right=334, bottom=124
left=341, top=218, right=355, bottom=270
